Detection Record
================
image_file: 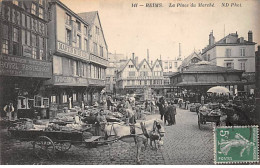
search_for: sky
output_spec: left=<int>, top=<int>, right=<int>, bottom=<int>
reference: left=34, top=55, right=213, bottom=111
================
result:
left=61, top=0, right=260, bottom=61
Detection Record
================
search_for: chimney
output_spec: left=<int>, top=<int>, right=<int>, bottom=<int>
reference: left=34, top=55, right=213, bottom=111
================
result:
left=239, top=37, right=244, bottom=43
left=178, top=43, right=181, bottom=60
left=209, top=31, right=215, bottom=46
left=248, top=31, right=253, bottom=42
left=135, top=56, right=138, bottom=65
left=132, top=53, right=135, bottom=61
left=147, top=49, right=149, bottom=63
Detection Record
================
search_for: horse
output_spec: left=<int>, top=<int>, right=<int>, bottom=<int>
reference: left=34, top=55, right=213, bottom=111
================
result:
left=103, top=119, right=165, bottom=164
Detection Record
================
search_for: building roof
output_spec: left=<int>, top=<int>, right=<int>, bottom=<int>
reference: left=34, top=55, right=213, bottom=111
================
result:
left=181, top=51, right=203, bottom=67
left=174, top=81, right=249, bottom=87
left=118, top=59, right=138, bottom=72
left=78, top=11, right=97, bottom=25
left=151, top=59, right=163, bottom=70
left=171, top=62, right=243, bottom=77
left=78, top=11, right=108, bottom=49
left=202, top=32, right=256, bottom=54
left=138, top=59, right=152, bottom=70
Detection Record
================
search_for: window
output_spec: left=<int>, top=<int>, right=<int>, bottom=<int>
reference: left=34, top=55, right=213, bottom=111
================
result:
left=31, top=3, right=36, bottom=15
left=50, top=95, right=57, bottom=103
left=39, top=22, right=45, bottom=35
left=27, top=16, right=30, bottom=29
left=127, top=80, right=130, bottom=85
left=22, top=14, right=25, bottom=27
left=2, top=6, right=11, bottom=21
left=240, top=48, right=245, bottom=56
left=32, top=34, right=37, bottom=47
left=174, top=62, right=177, bottom=68
left=26, top=31, right=31, bottom=46
left=208, top=54, right=210, bottom=61
left=39, top=0, right=44, bottom=6
left=76, top=20, right=81, bottom=31
left=62, top=93, right=68, bottom=103
left=73, top=93, right=77, bottom=102
left=143, top=65, right=146, bottom=68
left=13, top=28, right=19, bottom=55
left=53, top=56, right=62, bottom=74
left=66, top=29, right=71, bottom=45
left=39, top=7, right=43, bottom=19
left=93, top=42, right=98, bottom=55
left=100, top=46, right=103, bottom=57
left=76, top=35, right=81, bottom=48
left=32, top=47, right=37, bottom=59
left=225, top=49, right=231, bottom=57
left=13, top=28, right=19, bottom=42
left=84, top=26, right=88, bottom=35
left=84, top=39, right=88, bottom=51
left=129, top=71, right=135, bottom=77
left=156, top=64, right=159, bottom=68
left=169, top=62, right=172, bottom=69
left=32, top=18, right=38, bottom=32
left=2, top=40, right=9, bottom=54
left=129, top=65, right=134, bottom=68
left=22, top=30, right=26, bottom=44
left=65, top=14, right=71, bottom=25
left=39, top=37, right=44, bottom=60
left=226, top=62, right=233, bottom=69
left=240, top=62, right=245, bottom=70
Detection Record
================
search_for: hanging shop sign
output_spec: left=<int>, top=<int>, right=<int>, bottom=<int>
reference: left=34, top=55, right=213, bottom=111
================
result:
left=0, top=55, right=52, bottom=78
left=57, top=41, right=89, bottom=61
left=53, top=75, right=88, bottom=86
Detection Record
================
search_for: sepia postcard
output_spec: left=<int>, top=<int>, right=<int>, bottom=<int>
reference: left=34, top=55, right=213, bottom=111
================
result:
left=0, top=0, right=259, bottom=165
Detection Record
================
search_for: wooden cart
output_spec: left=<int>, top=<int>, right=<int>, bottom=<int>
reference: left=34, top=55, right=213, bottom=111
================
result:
left=198, top=112, right=221, bottom=130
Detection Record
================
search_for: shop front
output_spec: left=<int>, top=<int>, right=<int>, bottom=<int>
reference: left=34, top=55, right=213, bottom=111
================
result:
left=0, top=55, right=52, bottom=119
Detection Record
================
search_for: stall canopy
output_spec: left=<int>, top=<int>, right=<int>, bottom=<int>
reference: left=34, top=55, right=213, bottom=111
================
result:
left=207, top=86, right=230, bottom=94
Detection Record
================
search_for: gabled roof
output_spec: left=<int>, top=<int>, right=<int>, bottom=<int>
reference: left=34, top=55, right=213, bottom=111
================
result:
left=151, top=59, right=163, bottom=70
left=118, top=59, right=138, bottom=72
left=138, top=59, right=152, bottom=70
left=78, top=11, right=96, bottom=25
left=78, top=11, right=108, bottom=49
left=181, top=51, right=203, bottom=67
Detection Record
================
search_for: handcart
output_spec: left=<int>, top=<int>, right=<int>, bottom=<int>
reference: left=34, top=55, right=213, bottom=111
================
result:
left=198, top=112, right=221, bottom=129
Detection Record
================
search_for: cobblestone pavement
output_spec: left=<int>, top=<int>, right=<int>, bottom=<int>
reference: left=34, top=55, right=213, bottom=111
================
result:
left=0, top=107, right=214, bottom=165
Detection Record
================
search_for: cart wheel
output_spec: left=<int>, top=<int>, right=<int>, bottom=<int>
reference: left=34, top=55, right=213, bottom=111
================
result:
left=54, top=142, right=72, bottom=153
left=33, top=136, right=55, bottom=160
left=198, top=115, right=201, bottom=130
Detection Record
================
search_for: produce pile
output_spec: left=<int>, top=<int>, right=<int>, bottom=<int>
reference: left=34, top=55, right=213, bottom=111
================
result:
left=199, top=105, right=222, bottom=116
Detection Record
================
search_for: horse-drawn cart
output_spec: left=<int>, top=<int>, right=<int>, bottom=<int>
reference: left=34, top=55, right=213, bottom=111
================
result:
left=7, top=121, right=119, bottom=160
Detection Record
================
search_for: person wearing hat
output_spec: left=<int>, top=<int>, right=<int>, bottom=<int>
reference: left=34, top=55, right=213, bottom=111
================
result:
left=95, top=109, right=107, bottom=136
left=3, top=102, right=15, bottom=121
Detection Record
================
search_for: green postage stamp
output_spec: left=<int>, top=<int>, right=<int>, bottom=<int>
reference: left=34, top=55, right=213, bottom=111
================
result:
left=214, top=125, right=259, bottom=164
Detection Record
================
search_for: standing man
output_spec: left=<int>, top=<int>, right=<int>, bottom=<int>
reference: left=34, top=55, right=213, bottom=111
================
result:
left=166, top=102, right=176, bottom=125
left=157, top=96, right=165, bottom=121
left=4, top=102, right=15, bottom=120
